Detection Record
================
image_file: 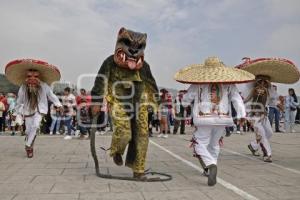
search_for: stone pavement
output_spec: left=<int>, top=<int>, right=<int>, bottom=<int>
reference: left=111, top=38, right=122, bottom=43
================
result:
left=0, top=125, right=299, bottom=200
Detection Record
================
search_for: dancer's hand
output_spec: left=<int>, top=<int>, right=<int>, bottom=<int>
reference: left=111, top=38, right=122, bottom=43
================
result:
left=219, top=136, right=224, bottom=147
left=240, top=118, right=246, bottom=125
left=59, top=106, right=64, bottom=114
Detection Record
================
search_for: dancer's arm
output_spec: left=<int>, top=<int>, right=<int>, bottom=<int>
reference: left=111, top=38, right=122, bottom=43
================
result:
left=182, top=84, right=197, bottom=107
left=230, top=84, right=246, bottom=119
left=15, top=85, right=25, bottom=115
left=44, top=83, right=62, bottom=107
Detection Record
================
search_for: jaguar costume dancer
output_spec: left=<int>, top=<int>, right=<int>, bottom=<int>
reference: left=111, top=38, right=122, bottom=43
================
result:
left=91, top=28, right=159, bottom=180
left=236, top=57, right=300, bottom=162
left=174, top=57, right=254, bottom=186
left=5, top=59, right=62, bottom=158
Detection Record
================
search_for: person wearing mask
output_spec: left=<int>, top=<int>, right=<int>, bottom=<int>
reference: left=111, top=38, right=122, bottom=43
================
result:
left=175, top=57, right=254, bottom=186
left=236, top=57, right=300, bottom=162
left=4, top=59, right=62, bottom=158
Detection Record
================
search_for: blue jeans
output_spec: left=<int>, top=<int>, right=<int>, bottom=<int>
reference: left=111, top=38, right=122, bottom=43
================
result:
left=50, top=116, right=61, bottom=133
left=79, top=124, right=90, bottom=135
left=64, top=117, right=76, bottom=135
left=268, top=107, right=280, bottom=131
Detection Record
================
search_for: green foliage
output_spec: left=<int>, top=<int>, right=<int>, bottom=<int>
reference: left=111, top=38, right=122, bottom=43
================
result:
left=0, top=74, right=19, bottom=94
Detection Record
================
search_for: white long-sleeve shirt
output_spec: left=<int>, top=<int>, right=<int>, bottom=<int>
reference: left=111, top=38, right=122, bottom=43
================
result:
left=182, top=84, right=246, bottom=119
left=285, top=95, right=299, bottom=110
left=15, top=82, right=62, bottom=116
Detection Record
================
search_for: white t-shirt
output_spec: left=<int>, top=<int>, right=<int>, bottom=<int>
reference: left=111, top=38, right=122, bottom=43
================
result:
left=62, top=93, right=76, bottom=116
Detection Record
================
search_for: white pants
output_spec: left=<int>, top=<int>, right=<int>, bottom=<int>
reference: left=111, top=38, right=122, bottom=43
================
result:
left=25, top=113, right=42, bottom=147
left=285, top=109, right=297, bottom=132
left=250, top=117, right=272, bottom=156
left=193, top=126, right=224, bottom=166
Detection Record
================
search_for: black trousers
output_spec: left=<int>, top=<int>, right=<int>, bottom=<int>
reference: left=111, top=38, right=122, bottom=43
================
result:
left=0, top=117, right=4, bottom=132
left=173, top=118, right=185, bottom=134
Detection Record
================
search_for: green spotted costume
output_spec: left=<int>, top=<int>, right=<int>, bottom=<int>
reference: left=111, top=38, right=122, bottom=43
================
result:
left=91, top=28, right=158, bottom=174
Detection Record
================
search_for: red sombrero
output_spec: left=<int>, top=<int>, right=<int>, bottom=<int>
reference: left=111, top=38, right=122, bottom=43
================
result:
left=236, top=57, right=300, bottom=84
left=5, top=59, right=61, bottom=86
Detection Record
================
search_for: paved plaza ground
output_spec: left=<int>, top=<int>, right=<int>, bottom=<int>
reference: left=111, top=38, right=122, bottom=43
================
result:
left=0, top=125, right=299, bottom=200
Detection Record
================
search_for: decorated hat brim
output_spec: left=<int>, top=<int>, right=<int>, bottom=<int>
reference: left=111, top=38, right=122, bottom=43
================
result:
left=174, top=64, right=255, bottom=84
left=236, top=58, right=300, bottom=84
left=5, top=59, right=61, bottom=86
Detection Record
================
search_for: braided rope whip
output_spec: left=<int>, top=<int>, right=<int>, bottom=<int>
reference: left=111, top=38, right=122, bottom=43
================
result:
left=90, top=114, right=172, bottom=182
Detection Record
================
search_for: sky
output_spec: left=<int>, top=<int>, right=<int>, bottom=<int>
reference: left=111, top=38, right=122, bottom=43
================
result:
left=0, top=0, right=299, bottom=95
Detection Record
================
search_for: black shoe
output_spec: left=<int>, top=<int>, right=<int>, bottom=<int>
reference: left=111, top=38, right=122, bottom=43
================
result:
left=247, top=144, right=260, bottom=156
left=275, top=130, right=282, bottom=133
left=113, top=154, right=123, bottom=166
left=207, top=164, right=217, bottom=186
left=225, top=131, right=232, bottom=137
left=180, top=133, right=185, bottom=135
left=202, top=168, right=209, bottom=177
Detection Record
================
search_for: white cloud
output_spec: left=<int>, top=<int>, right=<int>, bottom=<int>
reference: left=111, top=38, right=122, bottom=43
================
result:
left=264, top=0, right=300, bottom=19
left=0, top=0, right=299, bottom=95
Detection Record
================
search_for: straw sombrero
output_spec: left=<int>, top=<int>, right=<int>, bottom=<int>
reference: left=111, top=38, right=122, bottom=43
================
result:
left=236, top=57, right=300, bottom=84
left=5, top=59, right=61, bottom=86
left=174, top=57, right=255, bottom=84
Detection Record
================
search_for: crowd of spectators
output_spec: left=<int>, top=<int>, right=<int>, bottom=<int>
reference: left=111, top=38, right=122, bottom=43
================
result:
left=0, top=86, right=299, bottom=138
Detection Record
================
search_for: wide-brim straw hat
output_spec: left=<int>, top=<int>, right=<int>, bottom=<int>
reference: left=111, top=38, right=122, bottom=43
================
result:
left=5, top=59, right=61, bottom=86
left=174, top=56, right=255, bottom=84
left=235, top=57, right=300, bottom=84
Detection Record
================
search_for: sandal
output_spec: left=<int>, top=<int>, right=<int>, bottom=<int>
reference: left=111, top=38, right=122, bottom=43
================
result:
left=25, top=146, right=33, bottom=158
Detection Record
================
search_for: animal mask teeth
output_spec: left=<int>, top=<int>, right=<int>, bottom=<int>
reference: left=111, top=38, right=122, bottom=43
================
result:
left=137, top=58, right=142, bottom=65
left=122, top=53, right=126, bottom=62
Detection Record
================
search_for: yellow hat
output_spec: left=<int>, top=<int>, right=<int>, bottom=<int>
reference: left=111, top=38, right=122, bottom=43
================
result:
left=236, top=57, right=300, bottom=84
left=174, top=56, right=255, bottom=84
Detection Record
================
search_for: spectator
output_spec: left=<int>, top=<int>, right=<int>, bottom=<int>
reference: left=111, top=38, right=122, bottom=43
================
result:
left=0, top=93, right=8, bottom=132
left=76, top=88, right=91, bottom=106
left=7, top=93, right=16, bottom=131
left=153, top=111, right=160, bottom=132
left=278, top=95, right=285, bottom=124
left=166, top=92, right=173, bottom=133
left=173, top=90, right=186, bottom=135
left=94, top=98, right=107, bottom=135
left=284, top=88, right=299, bottom=133
left=0, top=100, right=5, bottom=133
left=158, top=89, right=169, bottom=138
left=49, top=104, right=62, bottom=135
left=77, top=100, right=90, bottom=139
left=268, top=85, right=282, bottom=132
left=62, top=87, right=76, bottom=139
